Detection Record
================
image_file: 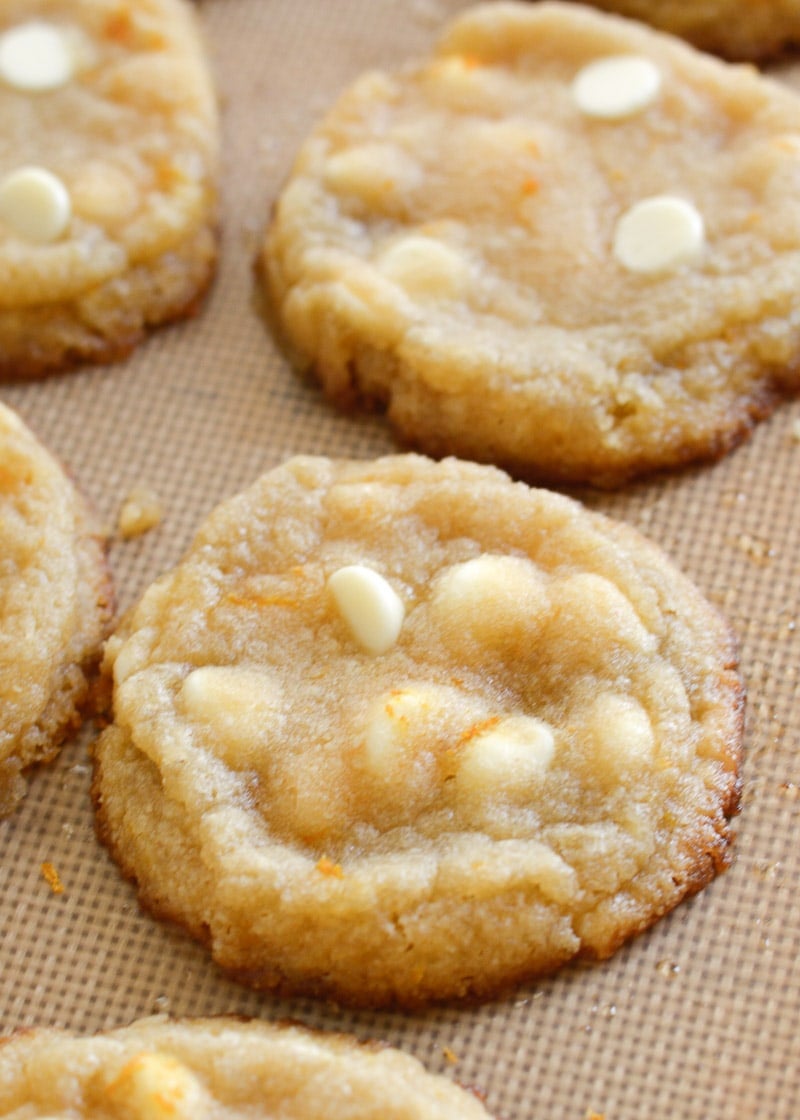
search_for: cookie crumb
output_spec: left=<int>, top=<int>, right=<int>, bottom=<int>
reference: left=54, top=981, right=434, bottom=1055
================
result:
left=118, top=486, right=164, bottom=540
left=655, top=958, right=681, bottom=977
left=41, top=861, right=64, bottom=894
left=736, top=533, right=775, bottom=565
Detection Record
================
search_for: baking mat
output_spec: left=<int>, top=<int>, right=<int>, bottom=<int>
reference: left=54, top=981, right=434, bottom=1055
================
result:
left=1, top=2, right=799, bottom=1117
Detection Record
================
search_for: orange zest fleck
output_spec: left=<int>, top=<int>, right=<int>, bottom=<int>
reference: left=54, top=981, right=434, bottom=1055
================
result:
left=0, top=465, right=30, bottom=492
left=227, top=591, right=298, bottom=610
left=442, top=1046, right=459, bottom=1064
left=103, top=9, right=135, bottom=44
left=102, top=11, right=165, bottom=49
left=521, top=176, right=539, bottom=196
left=316, top=857, right=344, bottom=879
left=41, top=862, right=64, bottom=895
left=774, top=135, right=800, bottom=152
left=460, top=53, right=482, bottom=70
left=456, top=716, right=501, bottom=748
left=154, top=159, right=182, bottom=191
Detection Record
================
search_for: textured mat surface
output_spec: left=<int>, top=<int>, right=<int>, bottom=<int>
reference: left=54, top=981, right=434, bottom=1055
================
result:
left=1, top=3, right=799, bottom=1118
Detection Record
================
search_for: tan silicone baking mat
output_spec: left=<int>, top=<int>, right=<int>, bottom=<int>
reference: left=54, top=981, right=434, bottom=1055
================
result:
left=1, top=1, right=799, bottom=1116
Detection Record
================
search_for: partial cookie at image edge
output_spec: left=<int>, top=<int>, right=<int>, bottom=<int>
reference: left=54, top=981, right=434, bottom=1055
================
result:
left=0, top=401, right=113, bottom=817
left=262, top=1, right=800, bottom=487
left=0, top=0, right=220, bottom=380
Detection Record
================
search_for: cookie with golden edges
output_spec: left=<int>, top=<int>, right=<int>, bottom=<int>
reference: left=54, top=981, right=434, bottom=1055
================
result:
left=92, top=454, right=742, bottom=1007
left=564, top=0, right=800, bottom=62
left=0, top=1016, right=493, bottom=1119
left=0, top=0, right=218, bottom=379
left=0, top=402, right=112, bottom=816
left=264, top=1, right=800, bottom=487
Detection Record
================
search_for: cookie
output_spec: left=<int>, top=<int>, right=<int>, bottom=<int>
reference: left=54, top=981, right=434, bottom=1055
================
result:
left=562, top=0, right=800, bottom=62
left=92, top=454, right=743, bottom=1007
left=0, top=1016, right=493, bottom=1119
left=0, top=402, right=112, bottom=817
left=263, top=1, right=800, bottom=487
left=0, top=0, right=219, bottom=379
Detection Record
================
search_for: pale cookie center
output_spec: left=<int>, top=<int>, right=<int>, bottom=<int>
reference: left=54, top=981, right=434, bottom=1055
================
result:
left=572, top=55, right=661, bottom=120
left=328, top=564, right=405, bottom=654
left=0, top=20, right=74, bottom=92
left=105, top=1053, right=207, bottom=1120
left=0, top=166, right=71, bottom=243
left=613, top=195, right=705, bottom=275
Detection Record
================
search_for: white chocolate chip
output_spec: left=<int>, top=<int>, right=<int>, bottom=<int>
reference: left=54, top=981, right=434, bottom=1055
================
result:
left=457, top=715, right=555, bottom=796
left=0, top=21, right=74, bottom=92
left=0, top=166, right=71, bottom=243
left=328, top=565, right=405, bottom=654
left=71, top=163, right=140, bottom=224
left=613, top=195, right=704, bottom=275
left=181, top=666, right=284, bottom=759
left=377, top=235, right=467, bottom=299
left=549, top=572, right=654, bottom=654
left=430, top=554, right=549, bottom=649
left=587, top=693, right=655, bottom=775
left=572, top=55, right=661, bottom=120
left=106, top=1053, right=207, bottom=1120
left=324, top=144, right=422, bottom=203
left=362, top=686, right=437, bottom=778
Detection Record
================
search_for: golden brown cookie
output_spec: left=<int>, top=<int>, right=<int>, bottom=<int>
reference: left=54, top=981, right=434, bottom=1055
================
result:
left=264, top=1, right=800, bottom=487
left=0, top=0, right=219, bottom=379
left=0, top=1016, right=493, bottom=1119
left=0, top=401, right=112, bottom=816
left=92, top=454, right=743, bottom=1007
left=562, top=0, right=800, bottom=62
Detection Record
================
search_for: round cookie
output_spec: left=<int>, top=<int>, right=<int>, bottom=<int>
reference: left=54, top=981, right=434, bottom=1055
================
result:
left=263, top=1, right=800, bottom=487
left=0, top=402, right=112, bottom=816
left=561, top=0, right=800, bottom=62
left=0, top=0, right=219, bottom=379
left=92, top=454, right=743, bottom=1007
left=0, top=1016, right=493, bottom=1119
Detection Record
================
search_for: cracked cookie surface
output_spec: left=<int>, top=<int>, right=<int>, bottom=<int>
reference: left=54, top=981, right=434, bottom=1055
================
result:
left=264, top=1, right=800, bottom=486
left=92, top=454, right=743, bottom=1007
left=0, top=402, right=112, bottom=816
left=0, top=0, right=218, bottom=379
left=0, top=1016, right=493, bottom=1119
